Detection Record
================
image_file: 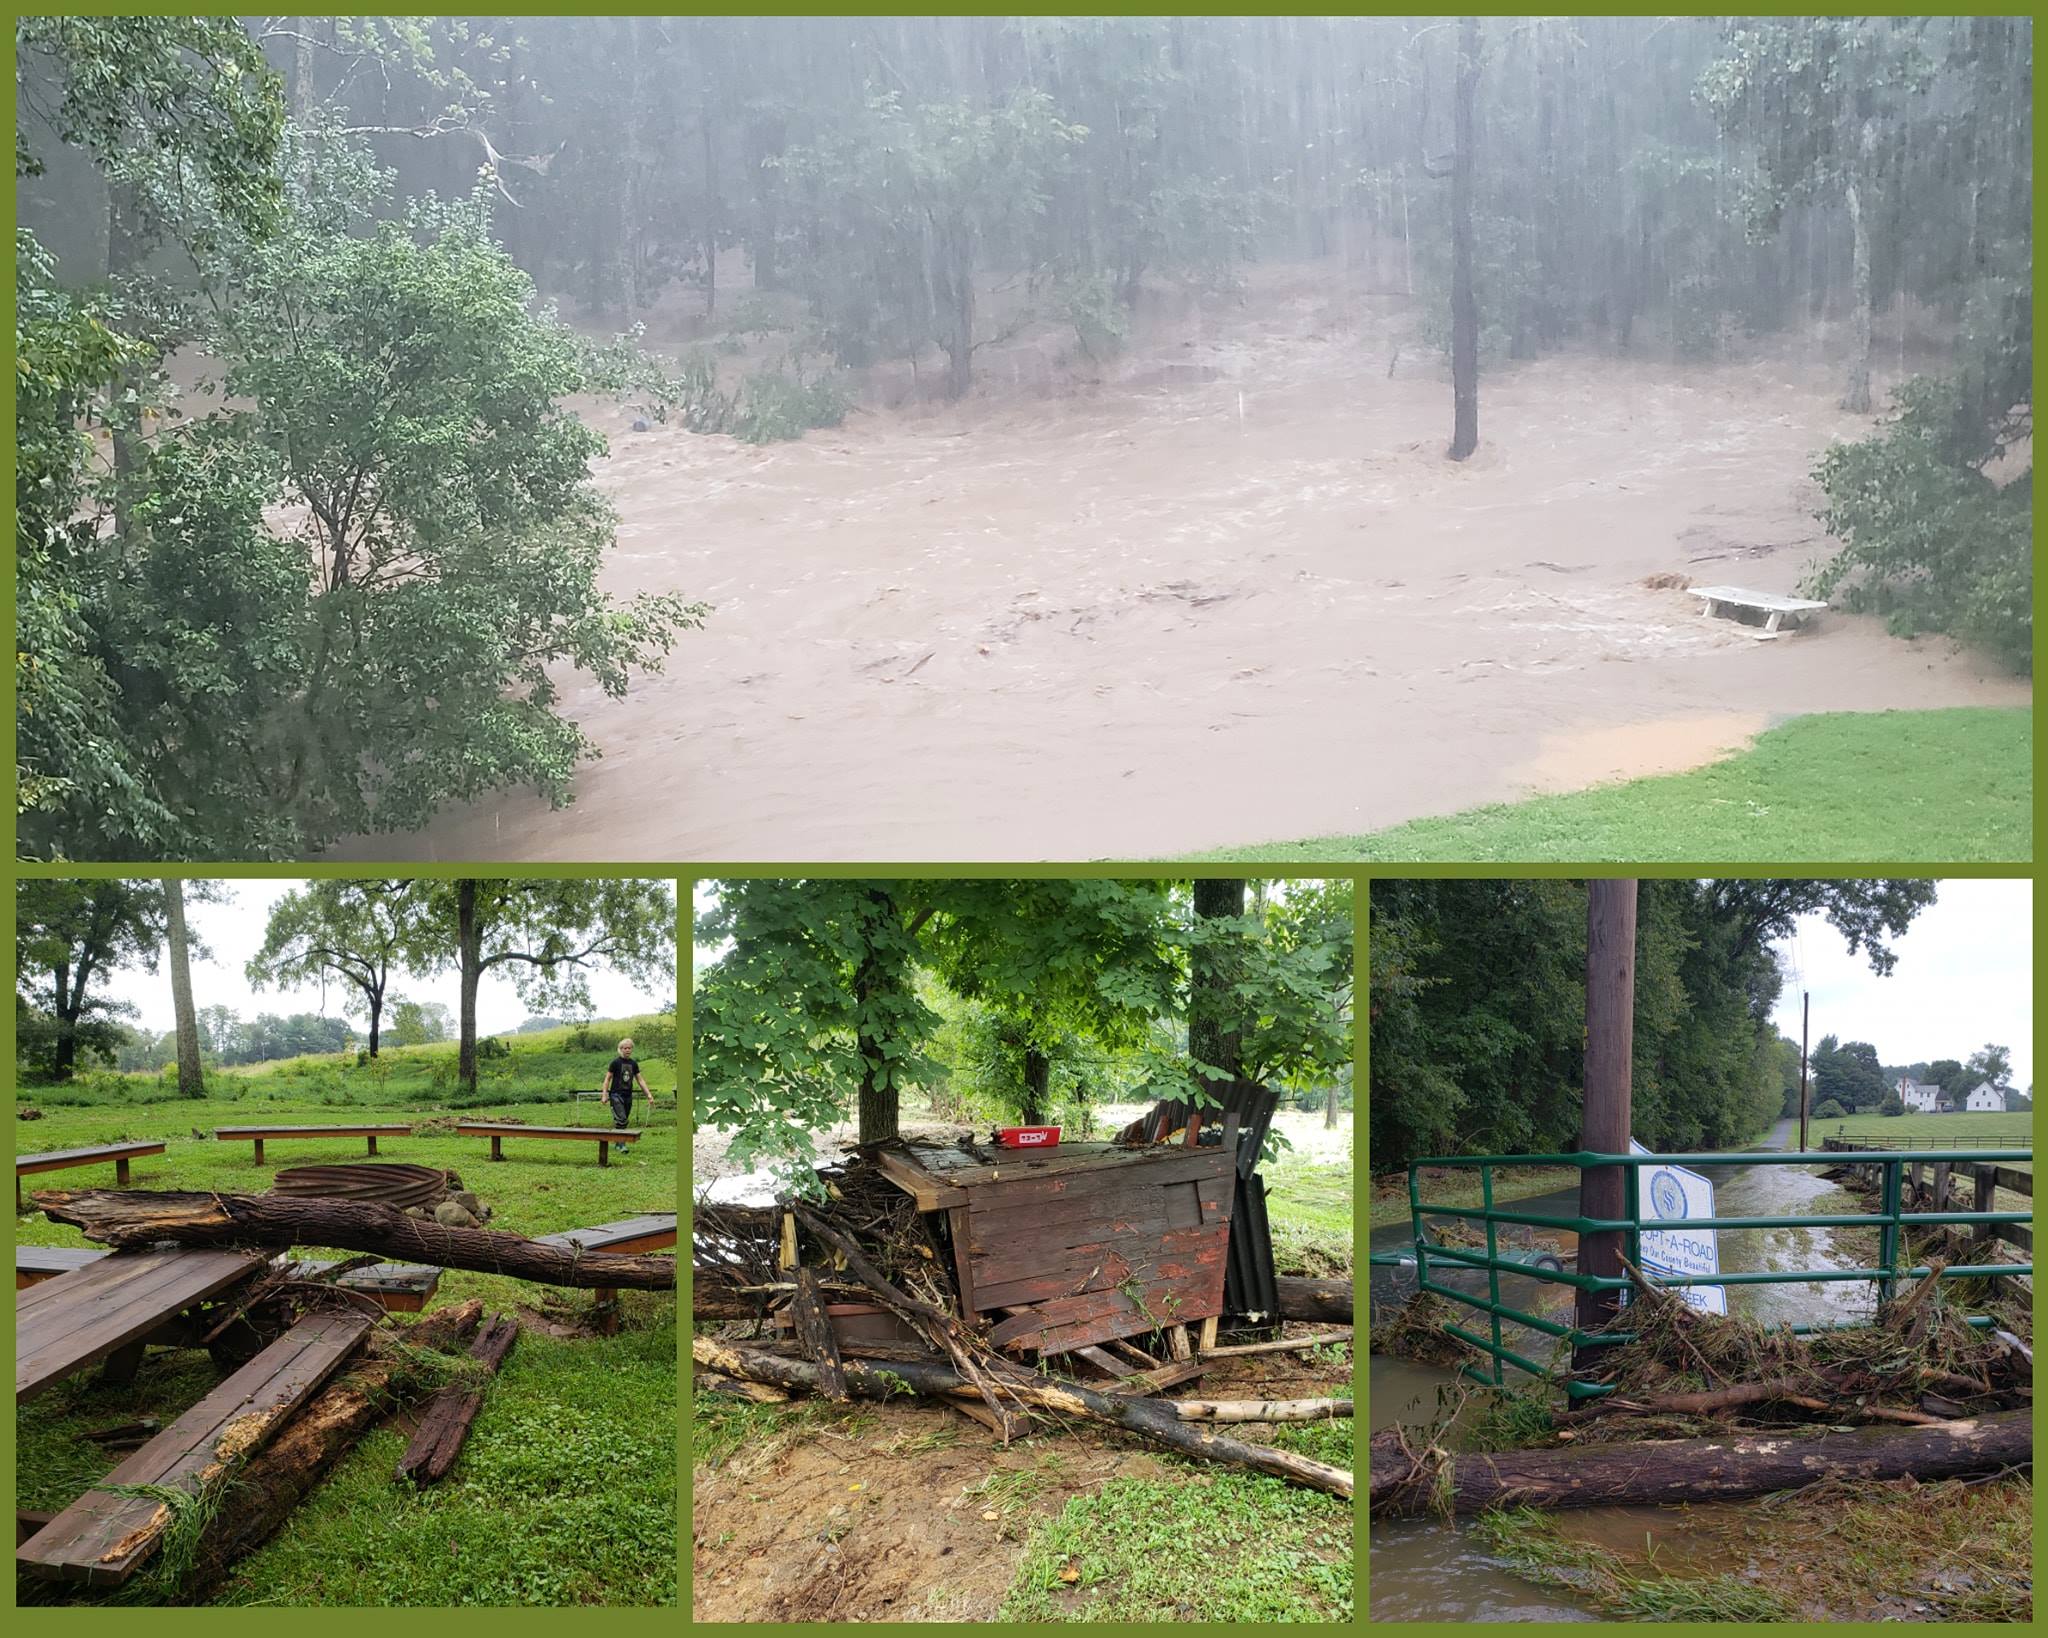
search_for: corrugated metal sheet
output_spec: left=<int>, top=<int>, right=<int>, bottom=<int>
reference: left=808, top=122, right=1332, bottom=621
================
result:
left=271, top=1163, right=450, bottom=1210
left=1115, top=1078, right=1279, bottom=1177
left=1224, top=1172, right=1280, bottom=1324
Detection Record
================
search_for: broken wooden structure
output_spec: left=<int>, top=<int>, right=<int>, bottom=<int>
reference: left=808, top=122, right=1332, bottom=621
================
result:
left=694, top=1082, right=1354, bottom=1495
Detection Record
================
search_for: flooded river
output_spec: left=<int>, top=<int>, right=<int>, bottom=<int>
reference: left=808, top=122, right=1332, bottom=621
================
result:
left=1369, top=1121, right=1878, bottom=1620
left=351, top=265, right=2027, bottom=862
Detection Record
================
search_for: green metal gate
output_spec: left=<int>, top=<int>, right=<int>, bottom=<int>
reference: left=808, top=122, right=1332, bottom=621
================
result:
left=1370, top=1147, right=2033, bottom=1401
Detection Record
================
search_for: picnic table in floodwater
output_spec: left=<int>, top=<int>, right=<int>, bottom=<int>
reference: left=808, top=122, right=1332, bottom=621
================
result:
left=1689, top=583, right=1829, bottom=636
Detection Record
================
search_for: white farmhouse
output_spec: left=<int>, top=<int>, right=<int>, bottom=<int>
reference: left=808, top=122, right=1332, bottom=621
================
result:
left=1895, top=1077, right=1942, bottom=1114
left=1965, top=1081, right=2006, bottom=1113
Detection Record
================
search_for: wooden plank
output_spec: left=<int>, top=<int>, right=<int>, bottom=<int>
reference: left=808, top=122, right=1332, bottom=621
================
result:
left=967, top=1176, right=1234, bottom=1245
left=534, top=1213, right=678, bottom=1256
left=215, top=1125, right=411, bottom=1139
left=1993, top=1166, right=2033, bottom=1198
left=970, top=1229, right=1228, bottom=1313
left=16, top=1246, right=109, bottom=1287
left=18, top=1309, right=372, bottom=1584
left=948, top=1205, right=976, bottom=1316
left=17, top=1141, right=167, bottom=1176
left=987, top=1269, right=1226, bottom=1353
left=874, top=1147, right=967, bottom=1210
left=454, top=1123, right=640, bottom=1142
left=965, top=1150, right=1232, bottom=1210
left=1071, top=1344, right=1138, bottom=1379
left=16, top=1248, right=268, bottom=1401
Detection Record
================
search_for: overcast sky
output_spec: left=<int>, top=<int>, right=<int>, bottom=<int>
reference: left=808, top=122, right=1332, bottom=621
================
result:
left=1769, top=878, right=2032, bottom=1088
left=101, top=881, right=675, bottom=1038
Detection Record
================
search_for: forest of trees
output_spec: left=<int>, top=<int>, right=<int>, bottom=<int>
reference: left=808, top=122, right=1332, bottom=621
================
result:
left=1367, top=878, right=1939, bottom=1170
left=15, top=17, right=2032, bottom=858
left=693, top=877, right=1352, bottom=1186
left=15, top=876, right=675, bottom=1091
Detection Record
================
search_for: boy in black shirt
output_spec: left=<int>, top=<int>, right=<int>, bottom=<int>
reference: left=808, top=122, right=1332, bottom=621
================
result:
left=603, top=1038, right=651, bottom=1129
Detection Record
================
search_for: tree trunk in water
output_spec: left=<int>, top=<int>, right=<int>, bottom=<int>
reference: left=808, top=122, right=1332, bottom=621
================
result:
left=1446, top=15, right=1481, bottom=461
left=1842, top=174, right=1874, bottom=413
left=181, top=1301, right=485, bottom=1600
left=35, top=1190, right=678, bottom=1289
left=457, top=880, right=481, bottom=1093
left=1369, top=1409, right=2031, bottom=1516
left=1021, top=1048, right=1051, bottom=1123
left=1190, top=879, right=1247, bottom=1078
left=941, top=233, right=976, bottom=400
left=166, top=880, right=205, bottom=1099
left=1275, top=1274, right=1354, bottom=1324
left=702, top=116, right=719, bottom=319
left=695, top=1337, right=1353, bottom=1499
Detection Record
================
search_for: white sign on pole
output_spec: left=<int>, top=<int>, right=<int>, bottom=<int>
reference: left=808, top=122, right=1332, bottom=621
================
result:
left=1626, top=1138, right=1727, bottom=1316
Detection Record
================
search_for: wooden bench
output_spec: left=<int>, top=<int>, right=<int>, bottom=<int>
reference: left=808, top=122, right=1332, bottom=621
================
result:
left=535, top=1213, right=676, bottom=1333
left=15, top=1245, right=269, bottom=1401
left=1689, top=583, right=1828, bottom=637
left=216, top=1124, right=412, bottom=1165
left=16, top=1141, right=166, bottom=1211
left=18, top=1308, right=372, bottom=1586
left=457, top=1122, right=642, bottom=1166
left=15, top=1245, right=440, bottom=1311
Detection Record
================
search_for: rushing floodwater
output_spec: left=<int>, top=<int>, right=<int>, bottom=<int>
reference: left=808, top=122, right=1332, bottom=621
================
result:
left=1369, top=1121, right=1878, bottom=1620
left=343, top=266, right=2028, bottom=862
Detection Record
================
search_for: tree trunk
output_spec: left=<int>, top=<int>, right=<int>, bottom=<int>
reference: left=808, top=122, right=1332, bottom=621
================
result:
left=702, top=115, right=719, bottom=319
left=396, top=1314, right=520, bottom=1485
left=746, top=115, right=785, bottom=290
left=694, top=1337, right=1353, bottom=1499
left=1275, top=1275, right=1354, bottom=1324
left=165, top=880, right=205, bottom=1099
left=854, top=888, right=898, bottom=1145
left=181, top=1301, right=485, bottom=1600
left=1174, top=1397, right=1352, bottom=1423
left=52, top=962, right=78, bottom=1079
left=34, top=1190, right=677, bottom=1290
left=941, top=233, right=976, bottom=400
left=1324, top=1079, right=1339, bottom=1130
left=1021, top=1048, right=1051, bottom=1123
left=1190, top=879, right=1247, bottom=1078
left=457, top=879, right=481, bottom=1093
left=1575, top=878, right=1636, bottom=1363
left=1446, top=16, right=1481, bottom=461
left=1842, top=172, right=1874, bottom=413
left=365, top=983, right=383, bottom=1059
left=1370, top=1409, right=2031, bottom=1516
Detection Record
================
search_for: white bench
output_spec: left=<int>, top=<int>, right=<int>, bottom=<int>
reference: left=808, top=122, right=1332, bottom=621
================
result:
left=1689, top=584, right=1828, bottom=637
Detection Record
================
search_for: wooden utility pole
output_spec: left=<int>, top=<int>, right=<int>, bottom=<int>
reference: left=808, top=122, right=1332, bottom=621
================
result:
left=1798, top=991, right=1811, bottom=1152
left=1574, top=879, right=1636, bottom=1369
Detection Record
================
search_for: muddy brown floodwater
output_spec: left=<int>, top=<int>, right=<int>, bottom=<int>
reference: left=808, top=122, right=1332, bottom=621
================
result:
left=1369, top=1122, right=1905, bottom=1621
left=355, top=265, right=2027, bottom=861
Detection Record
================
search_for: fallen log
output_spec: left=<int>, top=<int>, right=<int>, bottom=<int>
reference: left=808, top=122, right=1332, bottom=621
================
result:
left=181, top=1300, right=484, bottom=1599
left=1173, top=1396, right=1352, bottom=1423
left=1201, top=1328, right=1352, bottom=1359
left=35, top=1189, right=674, bottom=1291
left=1275, top=1275, right=1354, bottom=1325
left=1369, top=1408, right=2032, bottom=1516
left=396, top=1313, right=521, bottom=1485
left=696, top=1336, right=1352, bottom=1500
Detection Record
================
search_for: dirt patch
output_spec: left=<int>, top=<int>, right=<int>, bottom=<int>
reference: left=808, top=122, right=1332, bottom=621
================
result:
left=692, top=1350, right=1351, bottom=1622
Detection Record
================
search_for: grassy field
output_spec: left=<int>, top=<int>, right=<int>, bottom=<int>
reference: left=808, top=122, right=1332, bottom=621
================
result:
left=15, top=1019, right=677, bottom=1607
left=1218, top=707, right=2031, bottom=862
left=1810, top=1110, right=2032, bottom=1157
left=1369, top=1164, right=1584, bottom=1232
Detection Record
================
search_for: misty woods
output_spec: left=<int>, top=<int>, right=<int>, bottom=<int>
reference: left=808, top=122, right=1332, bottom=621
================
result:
left=15, top=16, right=2034, bottom=860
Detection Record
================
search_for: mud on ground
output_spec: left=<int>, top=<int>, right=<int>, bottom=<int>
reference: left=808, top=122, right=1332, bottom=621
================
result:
left=691, top=1343, right=1351, bottom=1622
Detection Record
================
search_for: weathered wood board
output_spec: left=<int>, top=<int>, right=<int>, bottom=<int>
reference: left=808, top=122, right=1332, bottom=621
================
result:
left=17, top=1308, right=373, bottom=1584
left=15, top=1247, right=269, bottom=1401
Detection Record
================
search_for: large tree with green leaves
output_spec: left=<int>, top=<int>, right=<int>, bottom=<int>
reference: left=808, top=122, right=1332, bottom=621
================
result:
left=247, top=879, right=428, bottom=1056
left=15, top=879, right=168, bottom=1078
left=413, top=879, right=676, bottom=1092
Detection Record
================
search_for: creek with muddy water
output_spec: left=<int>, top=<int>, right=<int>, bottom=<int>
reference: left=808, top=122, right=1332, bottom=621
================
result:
left=349, top=264, right=2026, bottom=863
left=1368, top=1119, right=1886, bottom=1620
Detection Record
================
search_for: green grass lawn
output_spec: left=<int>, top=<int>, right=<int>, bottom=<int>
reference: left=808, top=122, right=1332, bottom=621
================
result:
left=1369, top=1164, right=1584, bottom=1232
left=1260, top=1146, right=1354, bottom=1276
left=15, top=1020, right=677, bottom=1607
left=1809, top=1111, right=2031, bottom=1150
left=1214, top=707, right=2031, bottom=862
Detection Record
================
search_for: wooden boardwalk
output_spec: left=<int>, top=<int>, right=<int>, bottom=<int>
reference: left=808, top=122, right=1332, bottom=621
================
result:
left=14, top=1246, right=268, bottom=1401
left=17, top=1308, right=372, bottom=1585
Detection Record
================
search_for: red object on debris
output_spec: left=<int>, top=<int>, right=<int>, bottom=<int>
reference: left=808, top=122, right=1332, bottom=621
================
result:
left=996, top=1125, right=1061, bottom=1148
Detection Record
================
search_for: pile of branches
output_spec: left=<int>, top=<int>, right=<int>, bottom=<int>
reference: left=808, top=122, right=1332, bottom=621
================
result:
left=694, top=1150, right=1354, bottom=1499
left=1563, top=1257, right=2032, bottom=1442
